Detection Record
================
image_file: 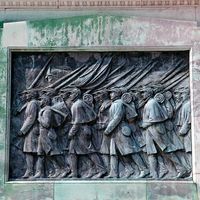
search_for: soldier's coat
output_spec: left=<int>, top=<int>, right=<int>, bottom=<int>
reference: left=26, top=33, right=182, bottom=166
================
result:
left=105, top=99, right=135, bottom=156
left=20, top=100, right=39, bottom=153
left=177, top=100, right=191, bottom=152
left=142, top=98, right=176, bottom=155
left=37, top=106, right=61, bottom=156
left=69, top=99, right=97, bottom=155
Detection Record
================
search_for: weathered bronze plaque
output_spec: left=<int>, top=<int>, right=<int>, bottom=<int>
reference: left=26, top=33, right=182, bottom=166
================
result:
left=8, top=51, right=191, bottom=181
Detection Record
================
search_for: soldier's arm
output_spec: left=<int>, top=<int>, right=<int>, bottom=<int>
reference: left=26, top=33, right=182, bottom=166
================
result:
left=39, top=109, right=52, bottom=128
left=20, top=102, right=38, bottom=135
left=105, top=103, right=123, bottom=135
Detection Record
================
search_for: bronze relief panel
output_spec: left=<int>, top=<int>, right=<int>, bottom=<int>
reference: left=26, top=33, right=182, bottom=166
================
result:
left=8, top=51, right=191, bottom=180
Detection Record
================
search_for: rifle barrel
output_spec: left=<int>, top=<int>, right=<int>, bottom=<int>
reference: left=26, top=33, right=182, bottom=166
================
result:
left=127, top=61, right=158, bottom=90
left=28, top=54, right=55, bottom=89
left=48, top=64, right=87, bottom=88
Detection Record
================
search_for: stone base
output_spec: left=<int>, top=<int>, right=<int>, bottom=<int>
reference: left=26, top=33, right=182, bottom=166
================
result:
left=0, top=181, right=198, bottom=200
left=54, top=181, right=197, bottom=200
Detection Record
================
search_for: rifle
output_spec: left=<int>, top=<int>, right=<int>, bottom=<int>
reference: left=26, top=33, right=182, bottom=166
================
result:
left=137, top=72, right=189, bottom=109
left=28, top=54, right=55, bottom=89
left=108, top=58, right=127, bottom=77
left=115, top=69, right=141, bottom=87
left=12, top=137, right=24, bottom=151
left=126, top=60, right=159, bottom=90
left=55, top=59, right=104, bottom=90
left=47, top=63, right=87, bottom=89
left=50, top=107, right=69, bottom=119
left=164, top=72, right=189, bottom=91
left=160, top=64, right=187, bottom=84
left=158, top=59, right=184, bottom=84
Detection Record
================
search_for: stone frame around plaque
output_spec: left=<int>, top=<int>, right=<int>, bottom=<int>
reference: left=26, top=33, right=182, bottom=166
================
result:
left=5, top=47, right=193, bottom=183
left=0, top=15, right=199, bottom=199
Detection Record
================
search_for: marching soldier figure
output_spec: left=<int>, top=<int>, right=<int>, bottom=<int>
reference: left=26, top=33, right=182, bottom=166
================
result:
left=18, top=90, right=39, bottom=178
left=34, top=95, right=63, bottom=178
left=68, top=88, right=106, bottom=178
left=104, top=88, right=145, bottom=178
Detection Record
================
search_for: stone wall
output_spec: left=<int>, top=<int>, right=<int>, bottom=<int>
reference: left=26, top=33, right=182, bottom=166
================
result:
left=0, top=14, right=200, bottom=200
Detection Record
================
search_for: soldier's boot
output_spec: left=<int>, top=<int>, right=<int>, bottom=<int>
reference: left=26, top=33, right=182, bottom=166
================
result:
left=148, top=155, right=158, bottom=179
left=58, top=167, right=71, bottom=178
left=158, top=156, right=168, bottom=179
left=58, top=154, right=71, bottom=178
left=186, top=152, right=192, bottom=169
left=105, top=156, right=118, bottom=178
left=50, top=158, right=62, bottom=178
left=90, top=154, right=107, bottom=179
left=176, top=151, right=191, bottom=173
left=121, top=156, right=134, bottom=178
left=34, top=156, right=44, bottom=178
left=50, top=169, right=61, bottom=178
left=167, top=153, right=187, bottom=178
left=102, top=154, right=110, bottom=173
left=68, top=154, right=78, bottom=178
left=22, top=154, right=34, bottom=178
left=22, top=170, right=33, bottom=178
left=132, top=153, right=149, bottom=178
left=186, top=153, right=192, bottom=177
left=176, top=167, right=188, bottom=179
left=83, top=168, right=94, bottom=179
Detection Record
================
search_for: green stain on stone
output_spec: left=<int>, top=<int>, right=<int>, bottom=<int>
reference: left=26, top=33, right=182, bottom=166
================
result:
left=3, top=184, right=54, bottom=200
left=0, top=23, right=3, bottom=29
left=0, top=63, right=7, bottom=81
left=147, top=182, right=198, bottom=200
left=27, top=15, right=129, bottom=47
left=0, top=27, right=7, bottom=190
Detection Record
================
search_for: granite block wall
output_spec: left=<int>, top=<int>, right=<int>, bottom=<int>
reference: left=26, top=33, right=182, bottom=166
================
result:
left=0, top=15, right=199, bottom=200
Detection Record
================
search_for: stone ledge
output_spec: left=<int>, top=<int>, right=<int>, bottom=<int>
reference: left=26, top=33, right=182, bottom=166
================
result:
left=54, top=182, right=198, bottom=200
left=0, top=0, right=199, bottom=10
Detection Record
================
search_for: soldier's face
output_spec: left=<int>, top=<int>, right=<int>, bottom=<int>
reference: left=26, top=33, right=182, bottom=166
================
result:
left=99, top=95, right=104, bottom=103
left=110, top=91, right=118, bottom=100
left=174, top=92, right=181, bottom=102
left=40, top=98, right=45, bottom=107
left=20, top=93, right=27, bottom=102
left=61, top=92, right=69, bottom=101
left=26, top=93, right=32, bottom=101
left=182, top=93, right=189, bottom=101
left=83, top=96, right=93, bottom=105
left=142, top=91, right=150, bottom=99
left=69, top=92, right=78, bottom=101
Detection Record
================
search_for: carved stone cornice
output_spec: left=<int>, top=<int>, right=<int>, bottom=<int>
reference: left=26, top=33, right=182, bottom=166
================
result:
left=0, top=0, right=199, bottom=10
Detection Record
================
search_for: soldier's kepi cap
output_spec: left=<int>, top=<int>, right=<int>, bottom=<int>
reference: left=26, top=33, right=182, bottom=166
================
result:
left=66, top=87, right=81, bottom=95
left=154, top=92, right=165, bottom=103
left=93, top=89, right=108, bottom=95
left=38, top=94, right=50, bottom=100
left=107, top=87, right=127, bottom=93
left=107, top=88, right=123, bottom=97
left=173, top=87, right=188, bottom=93
left=40, top=87, right=56, bottom=92
left=59, top=87, right=74, bottom=93
left=137, top=86, right=153, bottom=92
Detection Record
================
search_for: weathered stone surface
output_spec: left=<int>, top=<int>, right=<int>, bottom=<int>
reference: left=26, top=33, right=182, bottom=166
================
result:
left=54, top=183, right=147, bottom=200
left=0, top=8, right=199, bottom=24
left=0, top=15, right=200, bottom=199
left=2, top=21, right=28, bottom=47
left=0, top=28, right=6, bottom=189
left=147, top=182, right=198, bottom=200
left=25, top=16, right=197, bottom=47
left=189, top=41, right=200, bottom=178
left=0, top=184, right=54, bottom=200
